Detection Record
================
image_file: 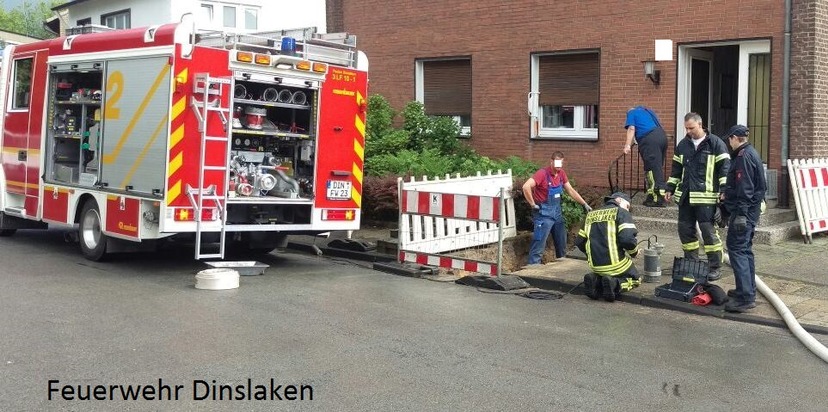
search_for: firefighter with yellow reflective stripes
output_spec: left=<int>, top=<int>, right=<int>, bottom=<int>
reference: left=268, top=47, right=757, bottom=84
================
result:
left=575, top=192, right=641, bottom=302
left=664, top=113, right=731, bottom=281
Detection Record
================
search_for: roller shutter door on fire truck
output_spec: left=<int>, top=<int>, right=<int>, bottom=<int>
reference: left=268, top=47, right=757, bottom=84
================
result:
left=100, top=57, right=171, bottom=195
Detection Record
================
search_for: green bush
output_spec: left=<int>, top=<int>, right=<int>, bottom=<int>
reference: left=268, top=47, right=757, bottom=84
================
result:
left=361, top=94, right=588, bottom=229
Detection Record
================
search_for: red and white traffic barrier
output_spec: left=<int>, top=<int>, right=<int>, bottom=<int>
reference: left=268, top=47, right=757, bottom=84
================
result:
left=402, top=191, right=500, bottom=222
left=788, top=158, right=828, bottom=243
left=397, top=170, right=515, bottom=276
left=398, top=251, right=498, bottom=276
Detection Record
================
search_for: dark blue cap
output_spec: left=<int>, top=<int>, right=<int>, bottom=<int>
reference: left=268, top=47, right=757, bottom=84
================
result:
left=725, top=124, right=749, bottom=137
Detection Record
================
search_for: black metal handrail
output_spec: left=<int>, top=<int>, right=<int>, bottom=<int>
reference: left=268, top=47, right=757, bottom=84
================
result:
left=608, top=144, right=644, bottom=198
left=608, top=137, right=673, bottom=199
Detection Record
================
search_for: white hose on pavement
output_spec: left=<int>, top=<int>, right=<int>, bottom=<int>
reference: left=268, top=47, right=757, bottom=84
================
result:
left=755, top=275, right=828, bottom=363
left=724, top=251, right=828, bottom=363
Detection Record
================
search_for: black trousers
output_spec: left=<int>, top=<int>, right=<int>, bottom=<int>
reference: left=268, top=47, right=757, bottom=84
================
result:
left=677, top=203, right=722, bottom=270
left=637, top=127, right=668, bottom=199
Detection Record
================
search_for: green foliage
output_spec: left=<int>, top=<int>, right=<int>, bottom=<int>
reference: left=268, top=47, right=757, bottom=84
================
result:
left=365, top=94, right=397, bottom=150
left=0, top=1, right=62, bottom=40
left=400, top=101, right=464, bottom=154
left=362, top=94, right=568, bottom=225
left=498, top=156, right=543, bottom=179
left=365, top=95, right=534, bottom=178
left=561, top=183, right=587, bottom=230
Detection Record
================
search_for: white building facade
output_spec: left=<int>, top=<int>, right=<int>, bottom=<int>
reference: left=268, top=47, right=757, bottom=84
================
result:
left=54, top=0, right=326, bottom=34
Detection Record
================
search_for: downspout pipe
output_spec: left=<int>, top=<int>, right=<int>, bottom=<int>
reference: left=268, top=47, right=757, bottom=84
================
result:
left=781, top=0, right=792, bottom=207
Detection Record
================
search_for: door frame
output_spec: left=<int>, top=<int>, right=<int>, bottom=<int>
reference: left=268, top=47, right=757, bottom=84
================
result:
left=737, top=41, right=772, bottom=125
left=677, top=48, right=713, bottom=143
left=676, top=40, right=771, bottom=143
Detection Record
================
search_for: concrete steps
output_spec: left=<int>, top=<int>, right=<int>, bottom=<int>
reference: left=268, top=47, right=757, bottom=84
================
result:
left=631, top=205, right=801, bottom=245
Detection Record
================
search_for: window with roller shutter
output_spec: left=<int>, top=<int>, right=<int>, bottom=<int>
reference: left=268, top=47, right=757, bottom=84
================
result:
left=530, top=50, right=600, bottom=140
left=415, top=58, right=472, bottom=137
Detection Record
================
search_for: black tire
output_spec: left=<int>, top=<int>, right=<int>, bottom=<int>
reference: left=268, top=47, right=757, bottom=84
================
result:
left=79, top=200, right=107, bottom=261
left=0, top=229, right=16, bottom=237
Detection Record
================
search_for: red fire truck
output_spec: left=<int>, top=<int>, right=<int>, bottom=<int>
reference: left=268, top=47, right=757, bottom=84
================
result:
left=0, top=22, right=368, bottom=261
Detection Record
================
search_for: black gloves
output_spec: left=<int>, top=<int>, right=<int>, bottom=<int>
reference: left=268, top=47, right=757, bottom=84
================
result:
left=715, top=205, right=730, bottom=228
left=733, top=215, right=747, bottom=233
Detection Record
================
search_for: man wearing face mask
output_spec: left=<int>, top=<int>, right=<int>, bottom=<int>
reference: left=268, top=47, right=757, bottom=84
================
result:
left=522, top=151, right=591, bottom=264
left=575, top=192, right=641, bottom=302
left=664, top=113, right=730, bottom=281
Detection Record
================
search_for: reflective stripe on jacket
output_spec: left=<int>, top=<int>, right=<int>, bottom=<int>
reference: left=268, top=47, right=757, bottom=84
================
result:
left=575, top=202, right=639, bottom=276
left=667, top=134, right=730, bottom=205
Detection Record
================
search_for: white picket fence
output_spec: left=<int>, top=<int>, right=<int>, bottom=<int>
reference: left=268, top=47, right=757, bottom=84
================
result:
left=787, top=158, right=828, bottom=243
left=397, top=170, right=516, bottom=276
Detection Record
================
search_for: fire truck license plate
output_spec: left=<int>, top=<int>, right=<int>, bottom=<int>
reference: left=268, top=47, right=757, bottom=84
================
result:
left=326, top=180, right=352, bottom=200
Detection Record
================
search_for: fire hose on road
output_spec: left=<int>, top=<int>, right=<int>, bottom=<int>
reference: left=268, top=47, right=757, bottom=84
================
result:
left=722, top=252, right=828, bottom=363
left=755, top=275, right=828, bottom=363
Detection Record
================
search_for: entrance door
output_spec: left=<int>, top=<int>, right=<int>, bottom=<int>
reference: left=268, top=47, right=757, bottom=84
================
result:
left=747, top=53, right=771, bottom=162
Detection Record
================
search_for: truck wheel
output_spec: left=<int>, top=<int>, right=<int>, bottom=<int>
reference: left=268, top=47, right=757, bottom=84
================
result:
left=79, top=200, right=107, bottom=261
left=0, top=229, right=16, bottom=237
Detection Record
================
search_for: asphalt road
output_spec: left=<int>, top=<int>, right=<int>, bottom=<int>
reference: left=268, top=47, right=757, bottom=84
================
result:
left=1, top=229, right=827, bottom=411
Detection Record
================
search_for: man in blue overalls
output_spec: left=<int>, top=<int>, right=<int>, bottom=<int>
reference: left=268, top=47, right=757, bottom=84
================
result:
left=522, top=151, right=591, bottom=264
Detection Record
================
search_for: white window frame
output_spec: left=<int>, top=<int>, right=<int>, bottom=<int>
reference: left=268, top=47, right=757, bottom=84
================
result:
left=101, top=9, right=130, bottom=30
left=530, top=51, right=599, bottom=141
left=414, top=59, right=473, bottom=138
left=244, top=8, right=258, bottom=30
left=451, top=115, right=472, bottom=137
left=199, top=4, right=214, bottom=24
left=204, top=2, right=259, bottom=31
left=222, top=5, right=236, bottom=28
left=9, top=58, right=33, bottom=111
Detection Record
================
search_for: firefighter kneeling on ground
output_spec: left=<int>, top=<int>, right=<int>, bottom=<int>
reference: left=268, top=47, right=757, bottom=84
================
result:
left=575, top=192, right=641, bottom=302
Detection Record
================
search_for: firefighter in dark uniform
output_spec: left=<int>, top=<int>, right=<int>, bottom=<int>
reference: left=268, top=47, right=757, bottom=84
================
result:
left=721, top=125, right=767, bottom=313
left=664, top=113, right=731, bottom=281
left=576, top=192, right=641, bottom=302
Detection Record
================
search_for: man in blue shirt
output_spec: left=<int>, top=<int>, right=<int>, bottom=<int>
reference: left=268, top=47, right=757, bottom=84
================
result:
left=624, top=106, right=668, bottom=207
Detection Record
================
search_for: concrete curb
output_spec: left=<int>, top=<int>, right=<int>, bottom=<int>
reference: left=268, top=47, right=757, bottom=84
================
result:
left=517, top=273, right=828, bottom=336
left=288, top=238, right=828, bottom=336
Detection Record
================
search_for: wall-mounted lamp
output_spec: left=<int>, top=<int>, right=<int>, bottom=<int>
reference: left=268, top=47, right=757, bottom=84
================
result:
left=643, top=60, right=660, bottom=85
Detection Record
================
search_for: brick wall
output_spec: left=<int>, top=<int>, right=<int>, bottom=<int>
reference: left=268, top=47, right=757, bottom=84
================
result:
left=325, top=0, right=344, bottom=33
left=791, top=0, right=828, bottom=159
left=333, top=0, right=788, bottom=188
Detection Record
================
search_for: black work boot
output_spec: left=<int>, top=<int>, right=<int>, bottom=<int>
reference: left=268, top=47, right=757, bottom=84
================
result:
left=707, top=268, right=722, bottom=282
left=583, top=273, right=601, bottom=300
left=601, top=276, right=619, bottom=302
left=724, top=300, right=756, bottom=313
